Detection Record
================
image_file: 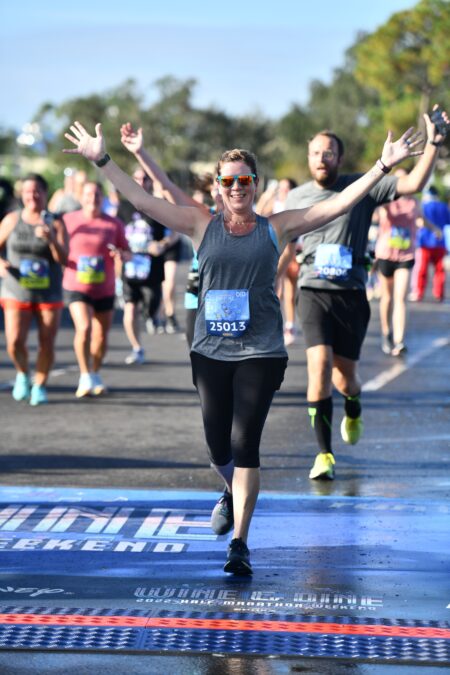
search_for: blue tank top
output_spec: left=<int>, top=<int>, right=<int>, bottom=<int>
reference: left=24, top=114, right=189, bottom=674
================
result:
left=191, top=212, right=287, bottom=361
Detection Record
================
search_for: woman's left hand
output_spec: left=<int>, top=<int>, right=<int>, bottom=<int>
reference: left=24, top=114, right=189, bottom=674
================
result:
left=35, top=224, right=54, bottom=242
left=380, top=128, right=423, bottom=169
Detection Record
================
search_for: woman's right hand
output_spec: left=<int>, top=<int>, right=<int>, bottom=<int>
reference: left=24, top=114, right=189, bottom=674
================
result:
left=120, top=123, right=143, bottom=154
left=63, top=122, right=106, bottom=163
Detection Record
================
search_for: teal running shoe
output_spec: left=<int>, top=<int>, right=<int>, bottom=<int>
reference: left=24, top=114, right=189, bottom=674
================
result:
left=30, top=384, right=48, bottom=406
left=12, top=372, right=31, bottom=401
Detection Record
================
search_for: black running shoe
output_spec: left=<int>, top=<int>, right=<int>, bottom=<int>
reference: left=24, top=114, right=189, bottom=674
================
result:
left=210, top=489, right=234, bottom=535
left=381, top=333, right=393, bottom=355
left=224, top=538, right=252, bottom=576
left=165, top=315, right=180, bottom=334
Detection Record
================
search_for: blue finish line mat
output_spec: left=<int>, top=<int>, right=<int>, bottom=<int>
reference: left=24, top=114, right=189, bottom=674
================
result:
left=0, top=487, right=448, bottom=663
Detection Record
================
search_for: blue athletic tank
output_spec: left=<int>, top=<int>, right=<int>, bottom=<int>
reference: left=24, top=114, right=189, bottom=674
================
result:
left=191, top=212, right=287, bottom=361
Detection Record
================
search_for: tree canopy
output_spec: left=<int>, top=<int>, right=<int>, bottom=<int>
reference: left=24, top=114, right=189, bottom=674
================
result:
left=3, top=0, right=449, bottom=193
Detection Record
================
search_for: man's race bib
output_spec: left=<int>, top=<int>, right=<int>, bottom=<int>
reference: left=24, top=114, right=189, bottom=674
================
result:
left=205, top=289, right=249, bottom=337
left=124, top=254, right=151, bottom=280
left=314, top=244, right=352, bottom=280
left=76, top=256, right=105, bottom=284
left=19, top=258, right=50, bottom=289
left=389, top=226, right=411, bottom=250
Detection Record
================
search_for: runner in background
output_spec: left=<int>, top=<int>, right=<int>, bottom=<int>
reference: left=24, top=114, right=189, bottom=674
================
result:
left=0, top=174, right=68, bottom=405
left=63, top=182, right=129, bottom=398
left=117, top=167, right=176, bottom=364
left=285, top=106, right=448, bottom=482
left=257, top=178, right=299, bottom=345
left=374, top=168, right=421, bottom=356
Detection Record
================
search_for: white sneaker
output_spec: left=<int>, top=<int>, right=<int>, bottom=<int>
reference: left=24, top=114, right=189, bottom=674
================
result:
left=145, top=319, right=156, bottom=335
left=284, top=327, right=296, bottom=346
left=125, top=348, right=145, bottom=365
left=75, top=373, right=93, bottom=398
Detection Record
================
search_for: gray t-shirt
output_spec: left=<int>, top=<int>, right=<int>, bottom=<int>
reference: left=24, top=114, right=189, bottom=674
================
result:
left=285, top=174, right=398, bottom=290
left=191, top=213, right=287, bottom=361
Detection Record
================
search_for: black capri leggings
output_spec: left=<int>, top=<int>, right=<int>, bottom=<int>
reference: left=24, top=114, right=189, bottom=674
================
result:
left=190, top=352, right=287, bottom=468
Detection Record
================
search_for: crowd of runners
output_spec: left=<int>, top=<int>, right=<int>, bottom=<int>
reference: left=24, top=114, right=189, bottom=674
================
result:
left=0, top=105, right=449, bottom=575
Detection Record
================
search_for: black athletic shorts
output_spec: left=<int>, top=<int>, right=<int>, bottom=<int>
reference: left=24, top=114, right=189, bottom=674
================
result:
left=65, top=291, right=115, bottom=312
left=376, top=258, right=415, bottom=278
left=298, top=288, right=370, bottom=361
left=164, top=239, right=182, bottom=263
left=122, top=279, right=159, bottom=304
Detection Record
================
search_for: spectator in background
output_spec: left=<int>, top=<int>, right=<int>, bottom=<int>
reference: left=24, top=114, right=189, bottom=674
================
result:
left=374, top=168, right=421, bottom=356
left=48, top=167, right=86, bottom=215
left=410, top=186, right=449, bottom=303
left=0, top=178, right=18, bottom=221
left=256, top=178, right=297, bottom=217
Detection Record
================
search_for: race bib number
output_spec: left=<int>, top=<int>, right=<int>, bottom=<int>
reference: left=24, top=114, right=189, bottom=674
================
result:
left=205, top=289, right=249, bottom=337
left=19, top=258, right=50, bottom=289
left=124, top=254, right=151, bottom=280
left=314, top=244, right=352, bottom=280
left=76, top=256, right=105, bottom=284
left=389, top=226, right=411, bottom=250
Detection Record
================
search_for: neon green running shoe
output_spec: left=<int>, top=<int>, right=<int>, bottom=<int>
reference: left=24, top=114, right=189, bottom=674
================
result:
left=309, top=452, right=335, bottom=480
left=340, top=416, right=363, bottom=445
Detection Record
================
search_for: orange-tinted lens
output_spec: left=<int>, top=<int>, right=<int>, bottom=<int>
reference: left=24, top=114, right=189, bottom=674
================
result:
left=237, top=175, right=253, bottom=186
left=218, top=174, right=255, bottom=188
left=219, top=176, right=235, bottom=188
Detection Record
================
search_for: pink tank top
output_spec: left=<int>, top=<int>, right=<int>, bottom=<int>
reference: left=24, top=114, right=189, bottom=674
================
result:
left=375, top=196, right=418, bottom=262
left=63, top=210, right=128, bottom=298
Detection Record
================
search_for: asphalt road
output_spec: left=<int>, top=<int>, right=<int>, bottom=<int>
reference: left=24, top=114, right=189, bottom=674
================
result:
left=0, top=262, right=449, bottom=673
left=1, top=262, right=449, bottom=501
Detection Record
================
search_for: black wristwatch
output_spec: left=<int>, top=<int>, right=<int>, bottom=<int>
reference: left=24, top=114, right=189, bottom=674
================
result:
left=95, top=153, right=111, bottom=167
left=376, top=158, right=391, bottom=174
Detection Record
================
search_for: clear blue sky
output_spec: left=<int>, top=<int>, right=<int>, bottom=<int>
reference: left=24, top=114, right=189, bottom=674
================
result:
left=0, top=0, right=416, bottom=131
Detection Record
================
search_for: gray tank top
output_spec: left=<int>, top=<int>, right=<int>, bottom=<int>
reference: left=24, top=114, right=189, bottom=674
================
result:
left=1, top=211, right=63, bottom=303
left=191, top=212, right=287, bottom=361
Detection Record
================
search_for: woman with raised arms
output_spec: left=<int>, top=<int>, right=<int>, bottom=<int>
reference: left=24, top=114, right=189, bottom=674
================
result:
left=64, top=121, right=420, bottom=575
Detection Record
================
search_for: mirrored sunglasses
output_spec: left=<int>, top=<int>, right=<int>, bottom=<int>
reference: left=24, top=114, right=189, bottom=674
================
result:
left=216, top=174, right=256, bottom=188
